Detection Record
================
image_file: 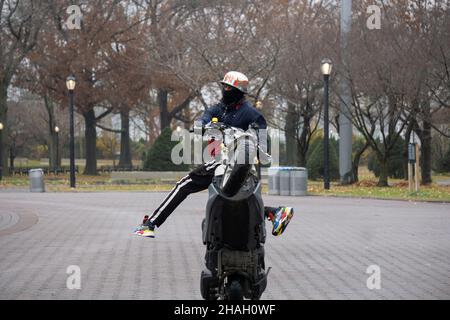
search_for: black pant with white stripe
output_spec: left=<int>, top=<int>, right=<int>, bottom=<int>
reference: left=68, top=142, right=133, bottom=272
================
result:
left=147, top=160, right=275, bottom=228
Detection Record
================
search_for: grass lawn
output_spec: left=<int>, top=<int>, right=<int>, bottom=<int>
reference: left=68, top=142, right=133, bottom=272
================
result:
left=1, top=167, right=450, bottom=202
left=0, top=174, right=174, bottom=192
left=307, top=180, right=450, bottom=202
left=11, top=159, right=143, bottom=173
left=307, top=167, right=450, bottom=202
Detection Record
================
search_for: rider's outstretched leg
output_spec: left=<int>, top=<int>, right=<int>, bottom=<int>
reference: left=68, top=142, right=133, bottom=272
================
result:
left=135, top=160, right=218, bottom=237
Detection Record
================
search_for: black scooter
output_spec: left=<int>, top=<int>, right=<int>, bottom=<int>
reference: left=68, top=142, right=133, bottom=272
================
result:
left=199, top=122, right=270, bottom=300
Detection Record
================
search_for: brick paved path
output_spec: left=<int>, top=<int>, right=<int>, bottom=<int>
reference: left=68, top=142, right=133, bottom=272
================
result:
left=0, top=192, right=449, bottom=300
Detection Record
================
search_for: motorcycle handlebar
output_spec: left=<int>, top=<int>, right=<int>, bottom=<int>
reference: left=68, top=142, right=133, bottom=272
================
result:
left=189, top=122, right=230, bottom=133
left=189, top=121, right=259, bottom=133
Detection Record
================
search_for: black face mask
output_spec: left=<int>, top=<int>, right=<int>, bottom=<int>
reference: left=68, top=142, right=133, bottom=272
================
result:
left=222, top=88, right=244, bottom=107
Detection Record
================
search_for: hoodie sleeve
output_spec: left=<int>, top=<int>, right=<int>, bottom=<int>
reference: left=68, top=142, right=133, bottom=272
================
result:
left=247, top=105, right=268, bottom=157
left=253, top=113, right=267, bottom=129
left=249, top=106, right=267, bottom=129
left=199, top=104, right=222, bottom=125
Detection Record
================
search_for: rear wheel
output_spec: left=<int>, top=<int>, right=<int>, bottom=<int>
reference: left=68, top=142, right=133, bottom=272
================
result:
left=226, top=280, right=244, bottom=300
left=200, top=269, right=218, bottom=300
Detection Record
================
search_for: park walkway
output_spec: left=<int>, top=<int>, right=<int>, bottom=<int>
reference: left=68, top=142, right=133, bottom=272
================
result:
left=0, top=192, right=449, bottom=299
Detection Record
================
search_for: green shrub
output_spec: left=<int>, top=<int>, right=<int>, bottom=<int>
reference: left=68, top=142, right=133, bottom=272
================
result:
left=143, top=128, right=190, bottom=171
left=306, top=135, right=339, bottom=180
left=436, top=146, right=450, bottom=173
left=367, top=136, right=406, bottom=179
left=433, top=139, right=450, bottom=173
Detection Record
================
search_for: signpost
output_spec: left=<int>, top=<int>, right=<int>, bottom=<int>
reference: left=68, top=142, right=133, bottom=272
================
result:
left=408, top=142, right=420, bottom=192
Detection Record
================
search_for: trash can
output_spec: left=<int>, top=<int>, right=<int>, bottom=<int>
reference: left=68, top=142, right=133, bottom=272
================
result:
left=290, top=167, right=308, bottom=196
left=29, top=169, right=45, bottom=192
left=268, top=167, right=280, bottom=195
left=279, top=167, right=291, bottom=196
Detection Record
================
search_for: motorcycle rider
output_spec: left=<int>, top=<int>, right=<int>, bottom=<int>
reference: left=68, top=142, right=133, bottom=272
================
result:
left=134, top=71, right=294, bottom=238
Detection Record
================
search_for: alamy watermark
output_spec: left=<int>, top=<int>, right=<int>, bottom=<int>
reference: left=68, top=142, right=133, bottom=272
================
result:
left=66, top=265, right=81, bottom=290
left=367, top=5, right=381, bottom=30
left=66, top=5, right=83, bottom=30
left=366, top=264, right=381, bottom=290
left=170, top=124, right=280, bottom=167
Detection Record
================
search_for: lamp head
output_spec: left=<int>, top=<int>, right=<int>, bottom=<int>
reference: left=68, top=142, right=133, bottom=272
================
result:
left=320, top=58, right=333, bottom=76
left=66, top=75, right=76, bottom=91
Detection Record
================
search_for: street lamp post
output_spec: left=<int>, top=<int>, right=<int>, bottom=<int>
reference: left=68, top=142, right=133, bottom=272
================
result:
left=66, top=75, right=76, bottom=188
left=321, top=59, right=333, bottom=190
left=0, top=122, right=3, bottom=181
left=54, top=126, right=60, bottom=171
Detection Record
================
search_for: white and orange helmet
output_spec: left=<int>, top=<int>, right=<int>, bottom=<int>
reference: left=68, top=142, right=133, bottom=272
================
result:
left=220, top=71, right=249, bottom=93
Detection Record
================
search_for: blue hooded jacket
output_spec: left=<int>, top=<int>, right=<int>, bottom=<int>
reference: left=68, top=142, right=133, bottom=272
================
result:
left=199, top=99, right=267, bottom=130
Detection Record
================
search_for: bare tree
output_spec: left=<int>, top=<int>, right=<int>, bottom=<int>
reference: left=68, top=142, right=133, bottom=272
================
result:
left=0, top=0, right=50, bottom=175
left=267, top=0, right=338, bottom=166
left=406, top=0, right=450, bottom=184
left=20, top=0, right=150, bottom=175
left=345, top=0, right=417, bottom=187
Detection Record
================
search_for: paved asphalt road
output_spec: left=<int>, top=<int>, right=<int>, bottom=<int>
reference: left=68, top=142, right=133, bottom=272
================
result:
left=0, top=191, right=449, bottom=300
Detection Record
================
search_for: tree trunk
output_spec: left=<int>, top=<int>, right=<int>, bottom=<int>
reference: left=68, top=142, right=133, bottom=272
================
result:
left=83, top=109, right=98, bottom=175
left=285, top=132, right=297, bottom=165
left=351, top=143, right=369, bottom=183
left=351, top=162, right=359, bottom=183
left=0, top=128, right=4, bottom=178
left=119, top=109, right=132, bottom=169
left=56, top=131, right=61, bottom=167
left=297, top=114, right=311, bottom=168
left=0, top=83, right=9, bottom=177
left=377, top=155, right=389, bottom=187
left=50, top=132, right=61, bottom=169
left=9, top=145, right=15, bottom=169
left=420, top=100, right=432, bottom=185
left=182, top=107, right=192, bottom=129
left=158, top=89, right=170, bottom=131
left=297, top=150, right=307, bottom=167
left=285, top=102, right=298, bottom=166
left=44, top=96, right=59, bottom=169
left=421, top=119, right=432, bottom=185
left=49, top=134, right=56, bottom=169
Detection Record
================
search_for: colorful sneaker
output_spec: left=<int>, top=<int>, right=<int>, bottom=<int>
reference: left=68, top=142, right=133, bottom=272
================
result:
left=271, top=207, right=294, bottom=236
left=135, top=225, right=155, bottom=238
left=133, top=215, right=149, bottom=234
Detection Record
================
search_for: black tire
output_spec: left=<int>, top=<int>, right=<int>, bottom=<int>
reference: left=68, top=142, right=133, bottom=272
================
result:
left=200, top=269, right=218, bottom=300
left=227, top=280, right=244, bottom=300
left=222, top=163, right=251, bottom=197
